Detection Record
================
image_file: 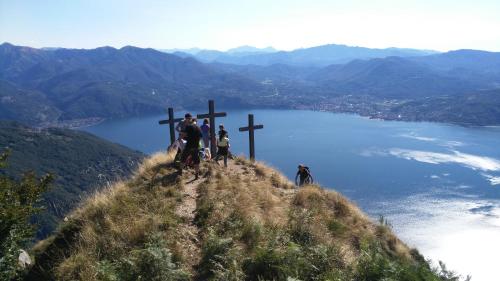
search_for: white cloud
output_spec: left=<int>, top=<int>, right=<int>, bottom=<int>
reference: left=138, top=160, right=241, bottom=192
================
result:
left=388, top=149, right=500, bottom=172
left=444, top=141, right=465, bottom=148
left=482, top=174, right=500, bottom=186
left=398, top=133, right=465, bottom=148
left=400, top=133, right=436, bottom=142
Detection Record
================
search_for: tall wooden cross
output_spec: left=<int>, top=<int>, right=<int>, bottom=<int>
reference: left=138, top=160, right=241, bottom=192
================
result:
left=158, top=107, right=183, bottom=146
left=239, top=114, right=264, bottom=160
left=197, top=100, right=227, bottom=156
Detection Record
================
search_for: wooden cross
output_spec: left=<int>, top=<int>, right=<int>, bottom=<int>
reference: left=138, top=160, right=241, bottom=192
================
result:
left=197, top=100, right=227, bottom=156
left=239, top=114, right=264, bottom=160
left=158, top=107, right=183, bottom=146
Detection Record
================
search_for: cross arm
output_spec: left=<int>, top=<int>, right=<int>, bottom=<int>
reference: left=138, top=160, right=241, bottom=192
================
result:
left=239, top=124, right=264, bottom=131
left=197, top=112, right=227, bottom=119
left=158, top=118, right=183, bottom=125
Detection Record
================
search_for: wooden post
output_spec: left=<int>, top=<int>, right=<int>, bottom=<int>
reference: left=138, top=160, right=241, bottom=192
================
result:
left=197, top=100, right=227, bottom=156
left=239, top=114, right=264, bottom=160
left=158, top=107, right=183, bottom=146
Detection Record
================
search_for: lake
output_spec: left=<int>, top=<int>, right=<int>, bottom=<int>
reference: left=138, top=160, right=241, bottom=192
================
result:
left=83, top=109, right=500, bottom=280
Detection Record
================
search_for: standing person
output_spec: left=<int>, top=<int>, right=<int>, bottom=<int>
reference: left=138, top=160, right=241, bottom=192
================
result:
left=295, top=164, right=313, bottom=187
left=218, top=124, right=228, bottom=139
left=200, top=118, right=210, bottom=149
left=214, top=131, right=230, bottom=167
left=180, top=120, right=203, bottom=179
left=217, top=124, right=234, bottom=159
left=176, top=113, right=193, bottom=139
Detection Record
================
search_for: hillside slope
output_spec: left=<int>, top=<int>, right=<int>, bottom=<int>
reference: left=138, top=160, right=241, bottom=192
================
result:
left=0, top=43, right=267, bottom=126
left=0, top=121, right=144, bottom=238
left=25, top=152, right=449, bottom=281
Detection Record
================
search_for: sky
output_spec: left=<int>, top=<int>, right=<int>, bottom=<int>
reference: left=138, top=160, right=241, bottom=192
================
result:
left=1, top=0, right=499, bottom=52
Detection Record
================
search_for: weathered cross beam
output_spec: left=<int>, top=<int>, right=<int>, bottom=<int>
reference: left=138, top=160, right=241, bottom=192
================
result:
left=197, top=100, right=227, bottom=156
left=158, top=107, right=183, bottom=146
left=239, top=114, right=264, bottom=160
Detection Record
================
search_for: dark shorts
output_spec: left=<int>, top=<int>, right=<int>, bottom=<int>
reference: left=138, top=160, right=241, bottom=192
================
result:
left=299, top=176, right=312, bottom=186
left=181, top=146, right=200, bottom=165
left=217, top=146, right=228, bottom=156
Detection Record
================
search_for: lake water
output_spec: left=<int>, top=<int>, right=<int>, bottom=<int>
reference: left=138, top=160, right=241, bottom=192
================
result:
left=83, top=109, right=500, bottom=280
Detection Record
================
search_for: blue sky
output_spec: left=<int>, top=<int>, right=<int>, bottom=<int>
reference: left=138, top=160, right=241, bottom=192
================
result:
left=1, top=0, right=499, bottom=51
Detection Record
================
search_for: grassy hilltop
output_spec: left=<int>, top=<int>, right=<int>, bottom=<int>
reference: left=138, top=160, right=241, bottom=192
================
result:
left=25, top=152, right=457, bottom=281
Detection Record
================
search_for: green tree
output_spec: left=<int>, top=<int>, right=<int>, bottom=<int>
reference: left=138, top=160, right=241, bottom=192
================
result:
left=0, top=150, right=53, bottom=280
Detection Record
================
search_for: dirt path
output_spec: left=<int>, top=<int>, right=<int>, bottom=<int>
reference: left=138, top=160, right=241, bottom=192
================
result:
left=173, top=159, right=297, bottom=275
left=174, top=173, right=204, bottom=273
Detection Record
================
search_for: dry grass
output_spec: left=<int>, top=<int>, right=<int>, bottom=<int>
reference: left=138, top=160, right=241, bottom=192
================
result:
left=30, top=150, right=185, bottom=280
left=28, top=152, right=419, bottom=280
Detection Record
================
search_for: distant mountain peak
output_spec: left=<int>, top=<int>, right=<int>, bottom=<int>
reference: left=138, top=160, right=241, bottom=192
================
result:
left=226, top=45, right=277, bottom=54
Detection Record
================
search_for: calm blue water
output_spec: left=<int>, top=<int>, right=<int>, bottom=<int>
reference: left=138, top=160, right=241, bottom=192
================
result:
left=83, top=109, right=500, bottom=280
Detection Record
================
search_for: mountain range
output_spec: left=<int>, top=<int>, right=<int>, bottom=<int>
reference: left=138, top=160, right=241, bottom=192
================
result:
left=1, top=42, right=500, bottom=126
left=165, top=44, right=437, bottom=66
left=0, top=42, right=266, bottom=125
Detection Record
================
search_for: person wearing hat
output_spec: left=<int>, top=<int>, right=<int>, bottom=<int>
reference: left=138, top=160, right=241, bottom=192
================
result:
left=176, top=113, right=193, bottom=139
left=295, top=164, right=313, bottom=187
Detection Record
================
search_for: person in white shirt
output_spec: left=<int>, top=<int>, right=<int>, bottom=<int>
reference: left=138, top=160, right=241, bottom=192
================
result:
left=214, top=131, right=230, bottom=167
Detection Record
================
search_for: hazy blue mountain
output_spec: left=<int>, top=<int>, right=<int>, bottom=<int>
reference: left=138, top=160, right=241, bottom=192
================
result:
left=411, top=49, right=500, bottom=87
left=160, top=45, right=278, bottom=57
left=226, top=45, right=277, bottom=54
left=193, top=43, right=438, bottom=66
left=210, top=62, right=319, bottom=84
left=310, top=56, right=479, bottom=98
left=159, top=47, right=202, bottom=55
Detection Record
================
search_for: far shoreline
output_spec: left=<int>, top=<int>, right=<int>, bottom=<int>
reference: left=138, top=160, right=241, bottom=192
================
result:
left=49, top=106, right=500, bottom=131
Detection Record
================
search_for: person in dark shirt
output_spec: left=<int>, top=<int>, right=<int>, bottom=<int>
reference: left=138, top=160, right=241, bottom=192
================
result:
left=180, top=121, right=203, bottom=179
left=218, top=124, right=228, bottom=139
left=176, top=113, right=193, bottom=139
left=295, top=164, right=313, bottom=187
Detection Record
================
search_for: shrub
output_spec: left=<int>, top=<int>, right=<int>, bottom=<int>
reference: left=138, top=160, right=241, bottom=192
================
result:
left=243, top=246, right=287, bottom=281
left=327, top=219, right=347, bottom=237
left=288, top=209, right=315, bottom=246
left=240, top=220, right=262, bottom=250
left=199, top=230, right=243, bottom=280
left=95, top=233, right=189, bottom=281
left=0, top=150, right=53, bottom=281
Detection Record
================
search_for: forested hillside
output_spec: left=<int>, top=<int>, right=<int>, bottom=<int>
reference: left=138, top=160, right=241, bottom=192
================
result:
left=0, top=121, right=144, bottom=238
